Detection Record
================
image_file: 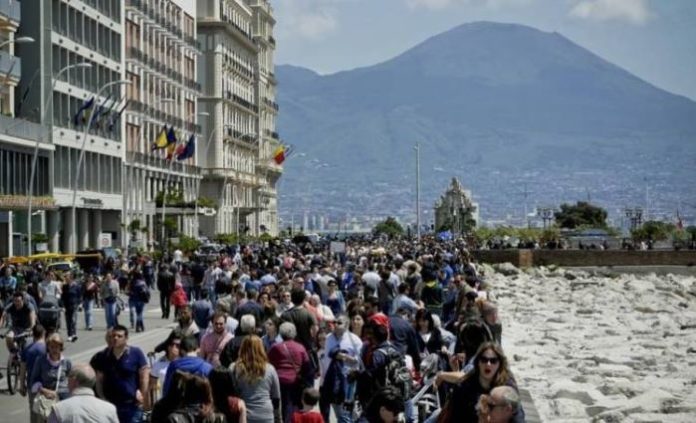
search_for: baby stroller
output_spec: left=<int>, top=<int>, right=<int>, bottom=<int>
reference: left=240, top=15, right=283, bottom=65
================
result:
left=38, top=297, right=62, bottom=335
left=410, top=354, right=441, bottom=422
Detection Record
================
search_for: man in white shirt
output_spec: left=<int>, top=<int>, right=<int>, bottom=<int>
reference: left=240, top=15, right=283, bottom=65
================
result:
left=48, top=363, right=119, bottom=423
left=322, top=315, right=363, bottom=423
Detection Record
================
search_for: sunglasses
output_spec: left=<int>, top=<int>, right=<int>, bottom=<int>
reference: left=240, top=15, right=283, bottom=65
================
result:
left=479, top=356, right=500, bottom=365
left=487, top=400, right=505, bottom=409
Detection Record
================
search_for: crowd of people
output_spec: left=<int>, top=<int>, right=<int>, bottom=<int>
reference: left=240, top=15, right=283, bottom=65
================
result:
left=0, top=237, right=527, bottom=423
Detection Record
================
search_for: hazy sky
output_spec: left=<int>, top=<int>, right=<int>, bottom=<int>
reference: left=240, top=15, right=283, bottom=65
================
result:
left=272, top=0, right=696, bottom=100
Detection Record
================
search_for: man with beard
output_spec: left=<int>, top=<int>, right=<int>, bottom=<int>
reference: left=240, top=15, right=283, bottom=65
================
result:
left=199, top=311, right=233, bottom=367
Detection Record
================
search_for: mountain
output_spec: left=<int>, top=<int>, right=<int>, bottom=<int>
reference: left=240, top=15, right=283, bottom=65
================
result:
left=276, top=22, right=696, bottom=226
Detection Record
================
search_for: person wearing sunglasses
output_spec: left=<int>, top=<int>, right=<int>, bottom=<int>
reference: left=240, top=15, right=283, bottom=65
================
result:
left=432, top=342, right=524, bottom=423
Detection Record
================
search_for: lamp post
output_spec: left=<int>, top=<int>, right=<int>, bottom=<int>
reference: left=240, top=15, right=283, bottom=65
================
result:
left=26, top=62, right=91, bottom=254
left=160, top=112, right=208, bottom=250
left=193, top=116, right=218, bottom=239
left=0, top=36, right=34, bottom=49
left=70, top=79, right=131, bottom=253
left=414, top=143, right=421, bottom=239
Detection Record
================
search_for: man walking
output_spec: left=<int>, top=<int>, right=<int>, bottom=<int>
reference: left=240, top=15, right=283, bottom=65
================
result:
left=48, top=363, right=119, bottom=423
left=92, top=325, right=149, bottom=423
left=62, top=273, right=82, bottom=342
left=157, top=265, right=175, bottom=319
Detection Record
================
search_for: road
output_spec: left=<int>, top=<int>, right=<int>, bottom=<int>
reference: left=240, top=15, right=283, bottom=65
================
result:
left=0, top=297, right=174, bottom=422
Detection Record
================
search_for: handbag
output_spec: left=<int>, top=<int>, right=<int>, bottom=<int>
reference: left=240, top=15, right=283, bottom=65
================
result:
left=32, top=361, right=62, bottom=419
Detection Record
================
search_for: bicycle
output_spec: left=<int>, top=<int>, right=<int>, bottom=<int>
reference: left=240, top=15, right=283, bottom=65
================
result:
left=0, top=330, right=32, bottom=395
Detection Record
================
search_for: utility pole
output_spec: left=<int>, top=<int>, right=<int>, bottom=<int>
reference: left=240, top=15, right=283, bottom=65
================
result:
left=415, top=143, right=421, bottom=239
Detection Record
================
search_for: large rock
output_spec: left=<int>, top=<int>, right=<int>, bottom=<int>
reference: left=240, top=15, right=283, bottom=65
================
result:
left=493, top=262, right=520, bottom=276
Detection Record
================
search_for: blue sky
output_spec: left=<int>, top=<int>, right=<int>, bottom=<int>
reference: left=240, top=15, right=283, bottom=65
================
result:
left=272, top=0, right=696, bottom=100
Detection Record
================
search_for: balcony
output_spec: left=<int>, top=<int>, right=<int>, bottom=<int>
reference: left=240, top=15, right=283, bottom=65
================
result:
left=268, top=36, right=275, bottom=47
left=0, top=0, right=20, bottom=23
left=0, top=51, right=21, bottom=82
left=0, top=114, right=49, bottom=143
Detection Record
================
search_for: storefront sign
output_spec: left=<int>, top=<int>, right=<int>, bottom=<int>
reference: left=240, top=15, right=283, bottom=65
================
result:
left=82, top=198, right=104, bottom=208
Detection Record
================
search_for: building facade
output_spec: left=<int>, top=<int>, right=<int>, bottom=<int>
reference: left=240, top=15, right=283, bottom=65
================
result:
left=0, top=0, right=52, bottom=256
left=197, top=0, right=281, bottom=238
left=123, top=0, right=202, bottom=249
left=18, top=0, right=126, bottom=253
left=249, top=0, right=282, bottom=236
left=434, top=177, right=480, bottom=235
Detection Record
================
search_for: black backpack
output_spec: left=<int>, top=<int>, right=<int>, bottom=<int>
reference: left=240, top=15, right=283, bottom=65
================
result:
left=377, top=345, right=412, bottom=401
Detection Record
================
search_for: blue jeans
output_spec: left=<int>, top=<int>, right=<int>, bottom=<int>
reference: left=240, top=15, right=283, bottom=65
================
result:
left=65, top=307, right=77, bottom=337
left=129, top=297, right=137, bottom=328
left=105, top=300, right=117, bottom=329
left=83, top=299, right=94, bottom=329
left=332, top=403, right=353, bottom=423
left=117, top=406, right=143, bottom=423
left=133, top=300, right=145, bottom=330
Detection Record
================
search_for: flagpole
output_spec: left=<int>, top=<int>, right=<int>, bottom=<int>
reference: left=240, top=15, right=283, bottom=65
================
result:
left=124, top=98, right=173, bottom=250
left=26, top=62, right=91, bottom=254
left=71, top=79, right=131, bottom=253
left=160, top=112, right=207, bottom=251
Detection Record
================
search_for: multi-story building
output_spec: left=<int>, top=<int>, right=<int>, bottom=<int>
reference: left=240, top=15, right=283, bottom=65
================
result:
left=0, top=0, right=52, bottom=256
left=197, top=0, right=281, bottom=238
left=249, top=0, right=282, bottom=236
left=18, top=0, right=126, bottom=253
left=123, top=0, right=201, bottom=249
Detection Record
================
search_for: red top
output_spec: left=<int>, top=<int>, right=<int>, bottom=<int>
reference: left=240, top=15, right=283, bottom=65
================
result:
left=268, top=340, right=309, bottom=385
left=291, top=410, right=325, bottom=423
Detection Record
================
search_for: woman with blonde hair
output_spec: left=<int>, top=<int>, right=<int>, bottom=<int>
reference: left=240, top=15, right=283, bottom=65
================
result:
left=28, top=333, right=72, bottom=423
left=231, top=335, right=282, bottom=423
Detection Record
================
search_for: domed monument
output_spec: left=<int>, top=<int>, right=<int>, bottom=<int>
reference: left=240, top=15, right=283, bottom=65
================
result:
left=434, top=178, right=479, bottom=235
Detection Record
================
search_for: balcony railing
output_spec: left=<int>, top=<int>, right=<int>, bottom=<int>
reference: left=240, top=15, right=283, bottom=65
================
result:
left=0, top=0, right=21, bottom=22
left=0, top=51, right=20, bottom=81
left=0, top=114, right=49, bottom=143
left=130, top=151, right=201, bottom=177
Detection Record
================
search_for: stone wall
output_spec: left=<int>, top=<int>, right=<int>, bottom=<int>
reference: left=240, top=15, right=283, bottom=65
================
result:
left=472, top=249, right=696, bottom=267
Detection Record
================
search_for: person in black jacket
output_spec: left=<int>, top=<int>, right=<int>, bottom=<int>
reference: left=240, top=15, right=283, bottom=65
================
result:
left=389, top=307, right=421, bottom=372
left=157, top=265, right=176, bottom=319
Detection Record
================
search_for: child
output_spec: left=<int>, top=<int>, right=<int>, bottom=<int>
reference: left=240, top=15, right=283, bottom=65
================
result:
left=291, top=388, right=325, bottom=423
left=170, top=281, right=188, bottom=319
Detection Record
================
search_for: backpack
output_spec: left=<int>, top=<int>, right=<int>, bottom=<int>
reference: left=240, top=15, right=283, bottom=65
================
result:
left=377, top=345, right=412, bottom=401
left=135, top=280, right=151, bottom=303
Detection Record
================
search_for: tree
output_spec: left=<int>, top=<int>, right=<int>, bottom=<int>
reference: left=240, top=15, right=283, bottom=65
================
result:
left=554, top=201, right=608, bottom=229
left=174, top=235, right=201, bottom=253
left=373, top=217, right=404, bottom=238
left=631, top=220, right=676, bottom=242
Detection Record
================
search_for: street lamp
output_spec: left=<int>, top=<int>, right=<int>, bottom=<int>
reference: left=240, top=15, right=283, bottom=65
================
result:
left=26, top=62, right=92, bottom=253
left=193, top=117, right=222, bottom=238
left=160, top=111, right=209, bottom=250
left=70, top=79, right=131, bottom=253
left=0, top=36, right=34, bottom=49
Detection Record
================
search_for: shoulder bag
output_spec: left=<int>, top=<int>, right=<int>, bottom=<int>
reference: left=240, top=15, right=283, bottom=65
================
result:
left=32, top=361, right=62, bottom=419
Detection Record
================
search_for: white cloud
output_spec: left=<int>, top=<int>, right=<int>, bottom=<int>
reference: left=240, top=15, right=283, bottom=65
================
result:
left=276, top=0, right=339, bottom=40
left=570, top=0, right=652, bottom=24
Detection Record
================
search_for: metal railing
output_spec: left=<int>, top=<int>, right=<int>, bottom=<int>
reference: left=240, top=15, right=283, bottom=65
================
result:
left=0, top=0, right=20, bottom=22
left=0, top=51, right=21, bottom=81
left=0, top=114, right=49, bottom=143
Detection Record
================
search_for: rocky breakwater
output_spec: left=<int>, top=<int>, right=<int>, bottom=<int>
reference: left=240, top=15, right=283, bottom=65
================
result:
left=486, top=263, right=696, bottom=422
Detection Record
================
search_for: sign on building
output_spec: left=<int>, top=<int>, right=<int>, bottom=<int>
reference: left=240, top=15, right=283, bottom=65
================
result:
left=99, top=232, right=112, bottom=248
